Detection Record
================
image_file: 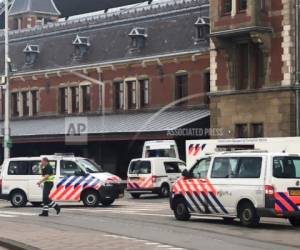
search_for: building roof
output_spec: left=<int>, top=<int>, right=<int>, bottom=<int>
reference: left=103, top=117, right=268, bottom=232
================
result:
left=0, top=0, right=209, bottom=76
left=0, top=109, right=210, bottom=137
left=9, top=0, right=61, bottom=16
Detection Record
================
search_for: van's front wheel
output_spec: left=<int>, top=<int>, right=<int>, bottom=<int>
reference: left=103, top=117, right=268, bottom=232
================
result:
left=82, top=190, right=100, bottom=207
left=10, top=190, right=27, bottom=208
left=289, top=217, right=300, bottom=227
left=173, top=198, right=191, bottom=221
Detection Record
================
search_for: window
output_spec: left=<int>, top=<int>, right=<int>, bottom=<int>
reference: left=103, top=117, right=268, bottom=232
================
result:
left=211, top=157, right=239, bottom=178
left=36, top=17, right=44, bottom=26
left=22, top=91, right=29, bottom=116
left=237, top=43, right=249, bottom=90
left=235, top=124, right=248, bottom=138
left=8, top=161, right=28, bottom=175
left=60, top=160, right=82, bottom=176
left=195, top=17, right=210, bottom=41
left=164, top=162, right=181, bottom=174
left=222, top=0, right=232, bottom=15
left=236, top=158, right=262, bottom=178
left=81, top=85, right=91, bottom=112
left=59, top=88, right=68, bottom=114
left=127, top=81, right=136, bottom=109
left=139, top=79, right=149, bottom=107
left=11, top=92, right=19, bottom=117
left=71, top=87, right=79, bottom=113
left=251, top=123, right=264, bottom=138
left=77, top=159, right=103, bottom=173
left=28, top=161, right=57, bottom=175
left=114, top=82, right=124, bottom=110
left=191, top=158, right=211, bottom=179
left=273, top=157, right=300, bottom=179
left=175, top=74, right=188, bottom=105
left=31, top=90, right=38, bottom=115
left=237, top=0, right=247, bottom=12
left=128, top=161, right=151, bottom=175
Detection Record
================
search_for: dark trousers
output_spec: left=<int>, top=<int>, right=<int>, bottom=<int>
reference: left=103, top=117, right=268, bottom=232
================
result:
left=42, top=182, right=57, bottom=212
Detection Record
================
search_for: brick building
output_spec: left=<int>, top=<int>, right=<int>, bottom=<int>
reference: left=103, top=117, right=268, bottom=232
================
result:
left=0, top=0, right=210, bottom=176
left=209, top=0, right=300, bottom=138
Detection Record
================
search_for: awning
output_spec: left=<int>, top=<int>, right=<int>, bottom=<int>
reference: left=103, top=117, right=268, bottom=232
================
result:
left=1, top=109, right=210, bottom=137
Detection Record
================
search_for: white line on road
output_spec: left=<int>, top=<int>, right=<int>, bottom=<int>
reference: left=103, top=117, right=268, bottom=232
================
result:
left=0, top=211, right=37, bottom=216
left=0, top=214, right=16, bottom=218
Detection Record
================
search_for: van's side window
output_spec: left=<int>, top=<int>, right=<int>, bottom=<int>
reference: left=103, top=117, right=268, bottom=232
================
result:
left=164, top=162, right=181, bottom=174
left=60, top=161, right=81, bottom=176
left=190, top=158, right=211, bottom=179
left=236, top=158, right=262, bottom=178
left=28, top=161, right=57, bottom=175
left=8, top=161, right=29, bottom=175
left=211, top=157, right=238, bottom=178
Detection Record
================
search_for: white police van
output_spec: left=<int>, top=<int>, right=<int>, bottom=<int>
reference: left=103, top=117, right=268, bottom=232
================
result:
left=170, top=151, right=300, bottom=227
left=0, top=154, right=124, bottom=207
left=127, top=157, right=185, bottom=198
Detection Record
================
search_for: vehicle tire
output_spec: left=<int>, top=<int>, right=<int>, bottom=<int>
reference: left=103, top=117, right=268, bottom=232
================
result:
left=159, top=184, right=170, bottom=198
left=10, top=190, right=27, bottom=208
left=31, top=202, right=42, bottom=207
left=101, top=198, right=115, bottom=207
left=289, top=217, right=300, bottom=227
left=82, top=190, right=100, bottom=207
left=130, top=193, right=141, bottom=199
left=239, top=202, right=260, bottom=227
left=173, top=198, right=191, bottom=221
left=223, top=217, right=235, bottom=224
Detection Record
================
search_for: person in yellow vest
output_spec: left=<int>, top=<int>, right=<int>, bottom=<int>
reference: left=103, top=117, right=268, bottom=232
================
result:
left=37, top=157, right=61, bottom=217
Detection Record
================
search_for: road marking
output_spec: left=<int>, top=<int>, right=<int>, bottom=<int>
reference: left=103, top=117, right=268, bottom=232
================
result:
left=103, top=233, right=184, bottom=250
left=0, top=211, right=36, bottom=216
left=0, top=214, right=16, bottom=218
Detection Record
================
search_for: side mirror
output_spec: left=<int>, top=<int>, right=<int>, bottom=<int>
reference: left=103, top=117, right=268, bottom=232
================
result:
left=75, top=170, right=85, bottom=176
left=182, top=169, right=191, bottom=179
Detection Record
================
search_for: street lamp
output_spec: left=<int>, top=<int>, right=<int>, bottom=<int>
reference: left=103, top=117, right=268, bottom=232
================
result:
left=4, top=0, right=11, bottom=159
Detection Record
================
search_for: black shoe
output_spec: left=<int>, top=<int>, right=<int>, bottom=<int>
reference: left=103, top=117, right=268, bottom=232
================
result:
left=55, top=205, right=61, bottom=215
left=39, top=211, right=48, bottom=217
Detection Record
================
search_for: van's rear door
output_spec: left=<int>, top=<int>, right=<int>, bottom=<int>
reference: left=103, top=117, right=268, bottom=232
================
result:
left=127, top=160, right=153, bottom=190
left=272, top=156, right=300, bottom=214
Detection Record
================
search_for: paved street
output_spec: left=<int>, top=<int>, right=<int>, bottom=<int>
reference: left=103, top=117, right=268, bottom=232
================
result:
left=0, top=194, right=299, bottom=250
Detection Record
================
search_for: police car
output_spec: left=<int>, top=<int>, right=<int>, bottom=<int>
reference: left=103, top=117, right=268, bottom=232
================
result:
left=170, top=151, right=300, bottom=227
left=0, top=154, right=124, bottom=207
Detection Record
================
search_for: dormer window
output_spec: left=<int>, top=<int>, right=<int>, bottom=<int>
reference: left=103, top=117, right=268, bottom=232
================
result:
left=195, top=17, right=210, bottom=42
left=129, top=28, right=147, bottom=50
left=23, top=44, right=40, bottom=65
left=72, top=35, right=91, bottom=60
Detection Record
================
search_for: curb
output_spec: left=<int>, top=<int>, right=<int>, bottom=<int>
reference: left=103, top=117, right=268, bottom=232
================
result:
left=0, top=238, right=40, bottom=250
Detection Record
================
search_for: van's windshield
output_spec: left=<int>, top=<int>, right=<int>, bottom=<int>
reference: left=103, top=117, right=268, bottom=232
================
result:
left=129, top=161, right=151, bottom=175
left=145, top=149, right=176, bottom=158
left=77, top=159, right=104, bottom=173
left=273, top=157, right=300, bottom=179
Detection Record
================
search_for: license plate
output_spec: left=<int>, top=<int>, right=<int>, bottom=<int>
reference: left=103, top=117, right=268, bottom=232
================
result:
left=289, top=189, right=300, bottom=196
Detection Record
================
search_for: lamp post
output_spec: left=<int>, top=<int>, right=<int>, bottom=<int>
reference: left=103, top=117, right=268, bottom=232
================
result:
left=4, top=0, right=11, bottom=159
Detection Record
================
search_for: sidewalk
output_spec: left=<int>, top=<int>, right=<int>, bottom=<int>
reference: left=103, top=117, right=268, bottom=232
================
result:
left=0, top=221, right=161, bottom=250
